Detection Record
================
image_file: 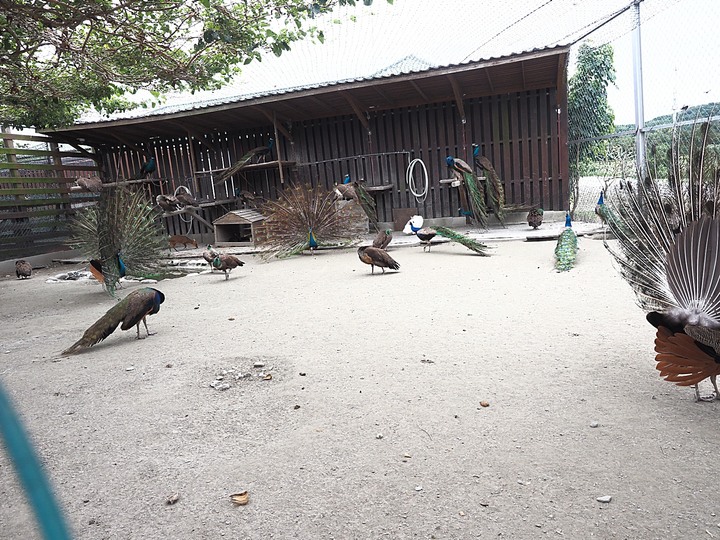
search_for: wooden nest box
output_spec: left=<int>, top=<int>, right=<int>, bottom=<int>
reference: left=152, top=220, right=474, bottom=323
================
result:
left=213, top=209, right=267, bottom=247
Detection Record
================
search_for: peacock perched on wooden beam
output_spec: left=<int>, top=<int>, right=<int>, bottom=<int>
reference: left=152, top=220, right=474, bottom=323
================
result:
left=472, top=144, right=507, bottom=225
left=69, top=187, right=167, bottom=296
left=258, top=183, right=366, bottom=259
left=604, top=119, right=720, bottom=400
left=446, top=156, right=488, bottom=229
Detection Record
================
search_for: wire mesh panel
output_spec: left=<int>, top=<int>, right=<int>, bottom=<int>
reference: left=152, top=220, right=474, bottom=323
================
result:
left=0, top=132, right=100, bottom=260
left=567, top=0, right=720, bottom=222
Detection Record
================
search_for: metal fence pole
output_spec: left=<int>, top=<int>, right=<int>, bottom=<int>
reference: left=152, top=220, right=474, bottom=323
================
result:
left=632, top=0, right=647, bottom=181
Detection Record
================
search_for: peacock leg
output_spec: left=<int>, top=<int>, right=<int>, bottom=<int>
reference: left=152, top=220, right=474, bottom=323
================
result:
left=694, top=383, right=716, bottom=402
left=711, top=375, right=720, bottom=400
left=381, top=267, right=385, bottom=274
left=224, top=270, right=229, bottom=280
left=142, top=317, right=155, bottom=337
left=371, top=265, right=374, bottom=274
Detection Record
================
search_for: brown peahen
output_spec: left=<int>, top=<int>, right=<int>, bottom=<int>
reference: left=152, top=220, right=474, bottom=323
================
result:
left=212, top=253, right=245, bottom=280
left=15, top=260, right=32, bottom=279
left=373, top=229, right=393, bottom=250
left=604, top=120, right=720, bottom=401
left=61, top=287, right=165, bottom=355
left=527, top=208, right=544, bottom=229
left=357, top=246, right=399, bottom=274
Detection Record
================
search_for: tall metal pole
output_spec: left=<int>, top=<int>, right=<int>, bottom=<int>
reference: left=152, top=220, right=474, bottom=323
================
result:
left=632, top=0, right=646, bottom=181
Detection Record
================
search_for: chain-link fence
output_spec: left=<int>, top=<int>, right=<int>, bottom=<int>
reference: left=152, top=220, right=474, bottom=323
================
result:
left=567, top=0, right=720, bottom=222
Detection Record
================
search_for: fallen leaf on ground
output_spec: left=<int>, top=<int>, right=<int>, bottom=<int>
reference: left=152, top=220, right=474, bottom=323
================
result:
left=230, top=491, right=250, bottom=506
left=165, top=493, right=180, bottom=505
left=480, top=401, right=490, bottom=407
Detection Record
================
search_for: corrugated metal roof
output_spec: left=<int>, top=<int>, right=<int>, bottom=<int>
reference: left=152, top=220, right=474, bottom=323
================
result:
left=213, top=209, right=266, bottom=225
left=76, top=0, right=644, bottom=125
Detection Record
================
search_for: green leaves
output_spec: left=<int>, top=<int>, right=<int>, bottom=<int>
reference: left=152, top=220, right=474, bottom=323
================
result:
left=0, top=0, right=392, bottom=128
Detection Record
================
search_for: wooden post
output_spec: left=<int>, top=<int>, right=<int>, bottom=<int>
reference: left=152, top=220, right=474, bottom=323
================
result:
left=273, top=111, right=284, bottom=185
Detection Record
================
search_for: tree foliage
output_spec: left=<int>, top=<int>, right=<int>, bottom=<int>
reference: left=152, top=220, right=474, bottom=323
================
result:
left=567, top=43, right=616, bottom=211
left=0, top=0, right=384, bottom=128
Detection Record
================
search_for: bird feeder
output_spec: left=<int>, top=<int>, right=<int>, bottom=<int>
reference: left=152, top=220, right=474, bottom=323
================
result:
left=213, top=209, right=267, bottom=247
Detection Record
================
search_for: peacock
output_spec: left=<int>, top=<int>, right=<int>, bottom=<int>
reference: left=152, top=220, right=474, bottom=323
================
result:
left=175, top=189, right=199, bottom=208
left=156, top=194, right=181, bottom=213
left=554, top=212, right=578, bottom=272
left=345, top=174, right=378, bottom=231
left=373, top=228, right=393, bottom=250
left=527, top=208, right=544, bottom=229
left=603, top=120, right=720, bottom=400
left=61, top=287, right=165, bottom=355
left=212, top=253, right=245, bottom=280
left=77, top=175, right=103, bottom=193
left=414, top=223, right=488, bottom=255
left=335, top=174, right=356, bottom=200
left=258, top=183, right=366, bottom=259
left=446, top=156, right=488, bottom=229
left=214, top=138, right=275, bottom=186
left=135, top=156, right=157, bottom=179
left=15, top=260, right=32, bottom=279
left=69, top=187, right=167, bottom=296
left=415, top=227, right=437, bottom=252
left=472, top=144, right=507, bottom=225
left=203, top=245, right=220, bottom=271
left=255, top=137, right=275, bottom=163
left=89, top=253, right=126, bottom=286
left=357, top=246, right=399, bottom=274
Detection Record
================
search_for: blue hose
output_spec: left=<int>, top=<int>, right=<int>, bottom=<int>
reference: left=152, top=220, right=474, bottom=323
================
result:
left=0, top=380, right=72, bottom=539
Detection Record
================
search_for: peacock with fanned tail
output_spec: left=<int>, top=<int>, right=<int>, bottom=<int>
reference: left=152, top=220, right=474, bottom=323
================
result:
left=259, top=183, right=366, bottom=259
left=69, top=187, right=167, bottom=296
left=604, top=120, right=720, bottom=401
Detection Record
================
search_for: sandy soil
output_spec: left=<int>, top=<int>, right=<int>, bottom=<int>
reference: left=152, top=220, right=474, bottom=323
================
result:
left=1, top=233, right=719, bottom=540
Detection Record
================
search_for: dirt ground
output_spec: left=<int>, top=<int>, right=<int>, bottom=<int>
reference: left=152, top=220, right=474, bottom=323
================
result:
left=1, top=233, right=719, bottom=540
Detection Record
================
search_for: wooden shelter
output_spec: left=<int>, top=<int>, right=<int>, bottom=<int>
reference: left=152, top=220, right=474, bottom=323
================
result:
left=213, top=209, right=266, bottom=247
left=19, top=46, right=570, bottom=256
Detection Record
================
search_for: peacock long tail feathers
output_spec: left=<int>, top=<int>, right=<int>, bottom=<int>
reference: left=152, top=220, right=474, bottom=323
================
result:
left=474, top=155, right=506, bottom=225
left=462, top=171, right=488, bottom=229
left=554, top=228, right=578, bottom=272
left=352, top=181, right=379, bottom=231
left=434, top=226, right=489, bottom=256
left=214, top=150, right=257, bottom=186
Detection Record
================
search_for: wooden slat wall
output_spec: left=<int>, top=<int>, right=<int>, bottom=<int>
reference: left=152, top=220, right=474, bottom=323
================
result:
left=1, top=131, right=100, bottom=260
left=78, top=86, right=569, bottom=241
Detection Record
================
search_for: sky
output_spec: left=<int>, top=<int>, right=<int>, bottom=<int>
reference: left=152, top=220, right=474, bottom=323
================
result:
left=84, top=0, right=720, bottom=128
left=604, top=0, right=720, bottom=124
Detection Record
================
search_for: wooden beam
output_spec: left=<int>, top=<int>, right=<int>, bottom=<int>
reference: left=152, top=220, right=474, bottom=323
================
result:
left=371, top=85, right=396, bottom=108
left=167, top=121, right=214, bottom=153
left=556, top=52, right=568, bottom=106
left=447, top=74, right=466, bottom=124
left=485, top=68, right=495, bottom=93
left=341, top=91, right=370, bottom=133
left=521, top=61, right=526, bottom=89
left=255, top=106, right=294, bottom=143
left=107, top=132, right=146, bottom=155
left=161, top=207, right=214, bottom=230
left=409, top=81, right=429, bottom=102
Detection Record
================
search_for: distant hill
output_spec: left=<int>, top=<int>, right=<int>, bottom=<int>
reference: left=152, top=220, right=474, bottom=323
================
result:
left=615, top=102, right=720, bottom=132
